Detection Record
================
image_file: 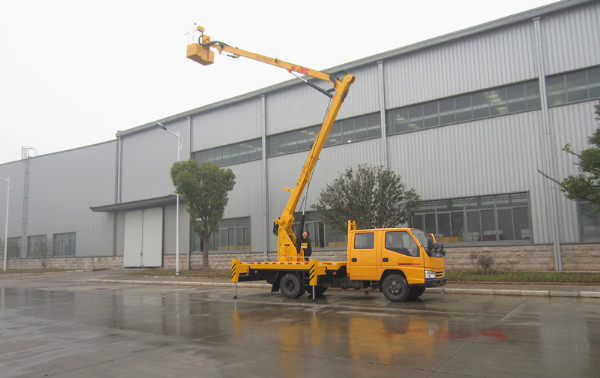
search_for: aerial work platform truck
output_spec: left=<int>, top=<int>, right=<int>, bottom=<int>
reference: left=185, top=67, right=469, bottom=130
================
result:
left=186, top=26, right=446, bottom=302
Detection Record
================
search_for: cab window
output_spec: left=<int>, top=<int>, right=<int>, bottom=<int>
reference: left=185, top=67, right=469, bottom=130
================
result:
left=354, top=233, right=374, bottom=249
left=385, top=231, right=419, bottom=257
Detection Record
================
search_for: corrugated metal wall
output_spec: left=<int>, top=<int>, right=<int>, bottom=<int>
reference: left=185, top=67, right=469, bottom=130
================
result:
left=336, top=65, right=380, bottom=119
left=21, top=142, right=116, bottom=256
left=266, top=83, right=332, bottom=134
left=542, top=3, right=600, bottom=75
left=265, top=65, right=380, bottom=135
left=221, top=160, right=265, bottom=252
left=0, top=161, right=25, bottom=244
left=192, top=97, right=262, bottom=150
left=120, top=117, right=189, bottom=203
left=384, top=22, right=537, bottom=108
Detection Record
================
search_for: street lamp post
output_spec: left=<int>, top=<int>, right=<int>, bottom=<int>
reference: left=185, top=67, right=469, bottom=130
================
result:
left=157, top=122, right=183, bottom=276
left=1, top=178, right=11, bottom=272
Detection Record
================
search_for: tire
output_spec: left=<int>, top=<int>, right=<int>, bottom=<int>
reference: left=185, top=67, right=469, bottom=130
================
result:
left=382, top=273, right=410, bottom=302
left=280, top=273, right=303, bottom=299
left=408, top=286, right=425, bottom=299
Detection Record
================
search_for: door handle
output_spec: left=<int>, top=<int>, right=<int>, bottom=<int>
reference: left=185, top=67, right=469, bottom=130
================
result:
left=351, top=258, right=357, bottom=262
left=382, top=258, right=389, bottom=262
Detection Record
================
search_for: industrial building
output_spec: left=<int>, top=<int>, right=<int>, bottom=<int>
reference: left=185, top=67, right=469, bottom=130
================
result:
left=1, top=0, right=599, bottom=271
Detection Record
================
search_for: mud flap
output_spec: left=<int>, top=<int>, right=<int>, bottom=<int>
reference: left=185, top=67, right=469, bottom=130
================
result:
left=271, top=271, right=282, bottom=292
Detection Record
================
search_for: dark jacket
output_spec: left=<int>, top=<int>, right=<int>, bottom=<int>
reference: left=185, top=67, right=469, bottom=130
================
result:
left=297, top=236, right=312, bottom=257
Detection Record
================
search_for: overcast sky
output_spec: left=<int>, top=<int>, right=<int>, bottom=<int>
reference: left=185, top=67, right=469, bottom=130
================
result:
left=0, top=0, right=556, bottom=165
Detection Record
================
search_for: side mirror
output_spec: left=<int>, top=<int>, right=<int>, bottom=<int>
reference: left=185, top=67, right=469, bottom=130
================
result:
left=427, top=237, right=434, bottom=251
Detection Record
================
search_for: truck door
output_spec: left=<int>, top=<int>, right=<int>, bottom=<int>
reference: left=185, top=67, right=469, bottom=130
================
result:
left=348, top=231, right=377, bottom=280
left=381, top=231, right=424, bottom=284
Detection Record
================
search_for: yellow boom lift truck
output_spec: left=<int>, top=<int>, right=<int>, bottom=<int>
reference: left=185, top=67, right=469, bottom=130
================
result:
left=187, top=26, right=446, bottom=302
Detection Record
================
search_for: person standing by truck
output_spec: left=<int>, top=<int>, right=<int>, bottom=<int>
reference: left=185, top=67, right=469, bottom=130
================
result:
left=298, top=231, right=312, bottom=261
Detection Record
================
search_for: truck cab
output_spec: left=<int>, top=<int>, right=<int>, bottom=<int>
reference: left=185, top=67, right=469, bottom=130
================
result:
left=347, top=222, right=446, bottom=301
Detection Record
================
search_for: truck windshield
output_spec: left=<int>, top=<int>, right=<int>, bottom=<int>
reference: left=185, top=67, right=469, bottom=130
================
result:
left=411, top=229, right=429, bottom=249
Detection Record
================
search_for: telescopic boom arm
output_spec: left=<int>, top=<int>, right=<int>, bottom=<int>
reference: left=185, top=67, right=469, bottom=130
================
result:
left=187, top=26, right=336, bottom=85
left=187, top=26, right=355, bottom=262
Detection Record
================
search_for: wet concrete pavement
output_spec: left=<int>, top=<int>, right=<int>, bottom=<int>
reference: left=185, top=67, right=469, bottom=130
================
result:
left=1, top=270, right=599, bottom=377
left=89, top=269, right=600, bottom=298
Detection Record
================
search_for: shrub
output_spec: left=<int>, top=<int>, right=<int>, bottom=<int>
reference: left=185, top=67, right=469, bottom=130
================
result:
left=471, top=252, right=495, bottom=274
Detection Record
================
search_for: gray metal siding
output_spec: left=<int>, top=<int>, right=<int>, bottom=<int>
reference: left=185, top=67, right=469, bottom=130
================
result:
left=24, top=142, right=117, bottom=256
left=336, top=65, right=380, bottom=119
left=0, top=161, right=25, bottom=241
left=387, top=111, right=551, bottom=241
left=386, top=112, right=544, bottom=199
left=191, top=98, right=262, bottom=151
left=266, top=83, right=331, bottom=134
left=220, top=160, right=265, bottom=252
left=162, top=202, right=190, bottom=257
left=541, top=4, right=600, bottom=75
left=384, top=22, right=537, bottom=108
left=120, top=118, right=189, bottom=203
left=265, top=65, right=380, bottom=136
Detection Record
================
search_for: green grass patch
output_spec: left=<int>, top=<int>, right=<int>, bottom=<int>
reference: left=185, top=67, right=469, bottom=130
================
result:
left=125, top=269, right=230, bottom=280
left=447, top=270, right=600, bottom=283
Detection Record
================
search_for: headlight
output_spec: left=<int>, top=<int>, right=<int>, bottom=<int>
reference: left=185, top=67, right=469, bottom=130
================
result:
left=425, top=270, right=436, bottom=279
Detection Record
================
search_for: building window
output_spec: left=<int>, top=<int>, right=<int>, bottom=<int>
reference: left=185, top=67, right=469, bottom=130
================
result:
left=193, top=138, right=261, bottom=166
left=546, top=66, right=600, bottom=107
left=387, top=80, right=540, bottom=135
left=6, top=237, right=21, bottom=258
left=27, top=234, right=48, bottom=257
left=291, top=211, right=347, bottom=249
left=579, top=201, right=600, bottom=242
left=192, top=217, right=251, bottom=252
left=267, top=113, right=380, bottom=157
left=53, top=232, right=76, bottom=256
left=412, top=193, right=531, bottom=244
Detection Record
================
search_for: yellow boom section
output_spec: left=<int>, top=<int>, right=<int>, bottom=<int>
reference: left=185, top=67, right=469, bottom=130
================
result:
left=187, top=26, right=334, bottom=85
left=187, top=26, right=355, bottom=262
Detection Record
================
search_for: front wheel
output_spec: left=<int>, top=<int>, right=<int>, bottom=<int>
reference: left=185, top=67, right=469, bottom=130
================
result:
left=408, top=286, right=426, bottom=299
left=280, top=273, right=303, bottom=299
left=382, top=273, right=410, bottom=302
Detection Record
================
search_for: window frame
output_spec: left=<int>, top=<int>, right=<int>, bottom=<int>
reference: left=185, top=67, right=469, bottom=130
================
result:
left=386, top=79, right=541, bottom=136
left=412, top=192, right=532, bottom=246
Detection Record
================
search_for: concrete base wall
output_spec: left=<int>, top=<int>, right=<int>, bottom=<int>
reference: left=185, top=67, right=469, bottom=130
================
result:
left=5, top=256, right=122, bottom=271
left=5, top=243, right=600, bottom=272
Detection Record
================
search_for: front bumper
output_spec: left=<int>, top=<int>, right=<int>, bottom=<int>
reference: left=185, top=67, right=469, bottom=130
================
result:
left=425, top=277, right=447, bottom=287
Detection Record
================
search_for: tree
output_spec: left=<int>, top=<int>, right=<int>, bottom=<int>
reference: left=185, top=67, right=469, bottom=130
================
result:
left=312, top=164, right=420, bottom=232
left=170, top=159, right=235, bottom=269
left=543, top=103, right=600, bottom=210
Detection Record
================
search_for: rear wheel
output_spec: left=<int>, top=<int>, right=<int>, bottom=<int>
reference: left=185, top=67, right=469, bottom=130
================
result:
left=280, top=273, right=303, bottom=299
left=382, top=273, right=410, bottom=302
